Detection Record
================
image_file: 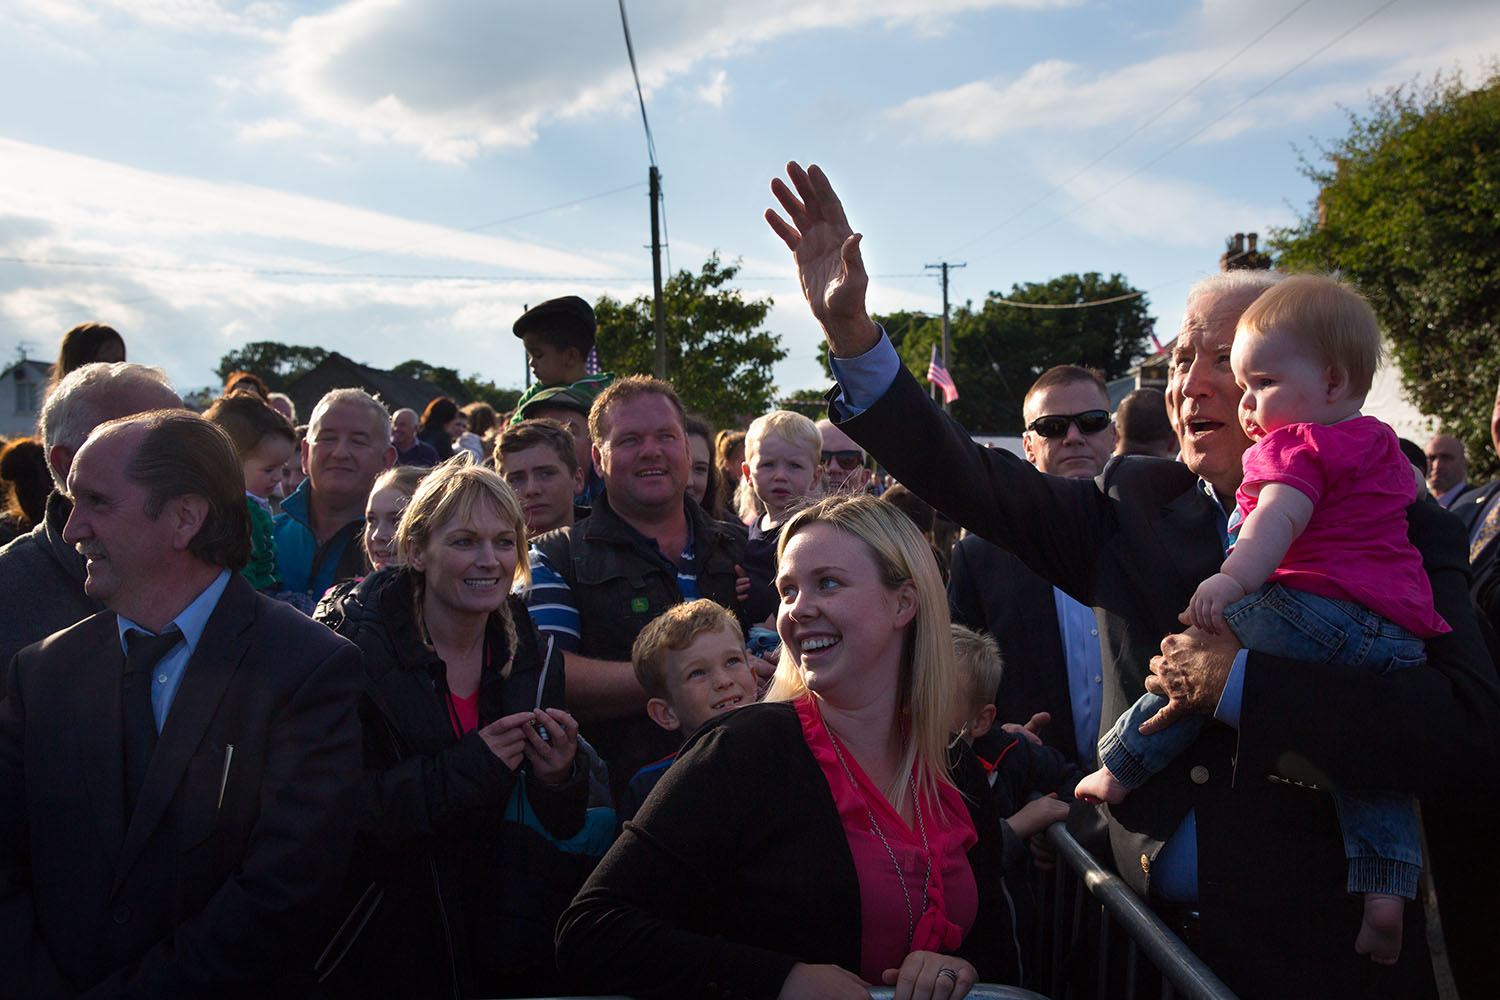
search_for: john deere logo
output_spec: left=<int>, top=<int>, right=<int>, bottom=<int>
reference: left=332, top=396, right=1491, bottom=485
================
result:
left=630, top=597, right=649, bottom=614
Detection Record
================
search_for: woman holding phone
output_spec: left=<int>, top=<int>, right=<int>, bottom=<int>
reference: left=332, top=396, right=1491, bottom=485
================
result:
left=315, top=456, right=584, bottom=998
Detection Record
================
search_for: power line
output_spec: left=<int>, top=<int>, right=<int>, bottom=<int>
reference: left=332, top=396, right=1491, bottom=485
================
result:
left=1004, top=0, right=1400, bottom=250
left=960, top=0, right=1315, bottom=254
left=317, top=180, right=646, bottom=267
left=617, top=0, right=657, bottom=169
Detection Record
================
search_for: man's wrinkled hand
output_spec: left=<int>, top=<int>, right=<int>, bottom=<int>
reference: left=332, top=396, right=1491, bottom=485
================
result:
left=1138, top=621, right=1241, bottom=736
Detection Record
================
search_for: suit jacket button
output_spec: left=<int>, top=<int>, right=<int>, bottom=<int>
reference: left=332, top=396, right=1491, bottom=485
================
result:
left=1190, top=765, right=1209, bottom=784
left=113, top=905, right=131, bottom=924
left=1140, top=854, right=1150, bottom=874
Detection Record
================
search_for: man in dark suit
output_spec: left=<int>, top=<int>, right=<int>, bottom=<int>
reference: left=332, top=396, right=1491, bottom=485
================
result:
left=0, top=409, right=363, bottom=998
left=1452, top=374, right=1500, bottom=635
left=765, top=161, right=1500, bottom=998
left=950, top=364, right=1118, bottom=766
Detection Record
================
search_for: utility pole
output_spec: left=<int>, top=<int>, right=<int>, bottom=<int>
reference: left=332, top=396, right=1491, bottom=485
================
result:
left=924, top=260, right=965, bottom=412
left=650, top=166, right=666, bottom=381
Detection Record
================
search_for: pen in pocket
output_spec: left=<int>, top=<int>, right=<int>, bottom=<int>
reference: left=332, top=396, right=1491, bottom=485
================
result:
left=217, top=744, right=234, bottom=810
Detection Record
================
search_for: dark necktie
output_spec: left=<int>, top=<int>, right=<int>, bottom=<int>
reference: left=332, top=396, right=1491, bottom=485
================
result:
left=123, top=628, right=181, bottom=821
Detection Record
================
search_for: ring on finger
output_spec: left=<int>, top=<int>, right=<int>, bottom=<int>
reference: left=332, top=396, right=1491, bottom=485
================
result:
left=937, top=968, right=958, bottom=982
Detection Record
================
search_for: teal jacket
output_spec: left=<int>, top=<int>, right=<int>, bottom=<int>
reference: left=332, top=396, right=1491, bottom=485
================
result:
left=273, top=480, right=365, bottom=598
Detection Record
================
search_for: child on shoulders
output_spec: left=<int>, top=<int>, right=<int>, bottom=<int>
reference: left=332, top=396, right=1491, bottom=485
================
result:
left=203, top=393, right=297, bottom=593
left=739, top=410, right=824, bottom=628
left=508, top=296, right=614, bottom=426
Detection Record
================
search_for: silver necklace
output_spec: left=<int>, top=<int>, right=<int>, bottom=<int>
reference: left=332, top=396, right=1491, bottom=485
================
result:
left=827, top=726, right=932, bottom=950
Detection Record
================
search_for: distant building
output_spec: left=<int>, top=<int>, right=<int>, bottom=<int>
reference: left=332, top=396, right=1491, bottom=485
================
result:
left=284, top=352, right=449, bottom=423
left=0, top=360, right=53, bottom=438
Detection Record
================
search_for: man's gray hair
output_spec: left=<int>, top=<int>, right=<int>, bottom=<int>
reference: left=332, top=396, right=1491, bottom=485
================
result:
left=39, top=362, right=181, bottom=489
left=1185, top=271, right=1284, bottom=329
left=309, top=388, right=392, bottom=448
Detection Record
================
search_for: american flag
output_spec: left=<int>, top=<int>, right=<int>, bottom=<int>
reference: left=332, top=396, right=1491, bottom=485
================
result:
left=585, top=346, right=601, bottom=375
left=927, top=344, right=959, bottom=404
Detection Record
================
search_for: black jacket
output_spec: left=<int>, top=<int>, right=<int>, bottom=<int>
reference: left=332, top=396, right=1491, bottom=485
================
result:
left=557, top=701, right=1019, bottom=1000
left=314, top=568, right=586, bottom=999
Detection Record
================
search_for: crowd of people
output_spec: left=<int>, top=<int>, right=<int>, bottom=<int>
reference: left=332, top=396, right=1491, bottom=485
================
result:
left=1, top=161, right=1499, bottom=1000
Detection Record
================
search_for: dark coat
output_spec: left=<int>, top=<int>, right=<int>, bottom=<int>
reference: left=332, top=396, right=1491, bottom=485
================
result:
left=0, top=573, right=364, bottom=999
left=0, top=489, right=101, bottom=665
left=314, top=568, right=587, bottom=999
left=839, top=365, right=1500, bottom=1000
left=948, top=534, right=1081, bottom=764
left=557, top=701, right=1019, bottom=1000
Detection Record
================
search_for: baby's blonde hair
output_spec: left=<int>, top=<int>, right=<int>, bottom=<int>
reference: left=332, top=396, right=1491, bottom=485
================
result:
left=1236, top=274, right=1383, bottom=398
left=745, top=410, right=822, bottom=466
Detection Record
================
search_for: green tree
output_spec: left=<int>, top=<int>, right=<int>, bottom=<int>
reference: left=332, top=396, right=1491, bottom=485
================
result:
left=877, top=273, right=1151, bottom=433
left=594, top=253, right=786, bottom=429
left=1272, top=68, right=1500, bottom=480
left=215, top=342, right=328, bottom=392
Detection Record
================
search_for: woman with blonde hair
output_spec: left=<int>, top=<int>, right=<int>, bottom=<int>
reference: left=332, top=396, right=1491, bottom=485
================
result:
left=315, top=456, right=585, bottom=997
left=558, top=494, right=1016, bottom=1000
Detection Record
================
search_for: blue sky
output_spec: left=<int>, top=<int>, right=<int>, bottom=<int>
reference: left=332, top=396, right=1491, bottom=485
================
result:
left=0, top=0, right=1495, bottom=402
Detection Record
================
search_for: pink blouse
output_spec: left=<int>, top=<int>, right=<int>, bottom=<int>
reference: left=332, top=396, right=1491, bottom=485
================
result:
left=795, top=695, right=978, bottom=984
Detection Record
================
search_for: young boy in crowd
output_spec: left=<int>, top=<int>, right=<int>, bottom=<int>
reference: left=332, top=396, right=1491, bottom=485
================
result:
left=495, top=418, right=588, bottom=536
left=507, top=295, right=614, bottom=426
left=203, top=393, right=297, bottom=592
left=619, top=599, right=758, bottom=823
left=952, top=623, right=1080, bottom=983
left=739, top=410, right=823, bottom=627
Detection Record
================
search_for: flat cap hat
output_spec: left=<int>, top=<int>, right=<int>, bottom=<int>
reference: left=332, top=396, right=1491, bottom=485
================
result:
left=512, top=295, right=596, bottom=339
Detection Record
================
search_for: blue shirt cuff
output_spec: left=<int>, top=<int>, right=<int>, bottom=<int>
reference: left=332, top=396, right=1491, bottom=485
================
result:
left=827, top=330, right=900, bottom=418
left=1211, top=648, right=1249, bottom=729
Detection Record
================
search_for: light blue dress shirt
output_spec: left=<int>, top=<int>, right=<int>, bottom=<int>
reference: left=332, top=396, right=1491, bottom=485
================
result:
left=116, top=569, right=232, bottom=732
left=1052, top=588, right=1105, bottom=767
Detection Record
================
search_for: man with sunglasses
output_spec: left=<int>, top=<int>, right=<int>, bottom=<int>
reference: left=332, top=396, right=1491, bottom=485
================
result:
left=765, top=160, right=1499, bottom=998
left=952, top=366, right=1117, bottom=770
left=814, top=419, right=871, bottom=494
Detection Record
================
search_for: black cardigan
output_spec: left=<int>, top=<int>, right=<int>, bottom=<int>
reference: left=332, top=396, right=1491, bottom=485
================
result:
left=556, top=701, right=1019, bottom=1000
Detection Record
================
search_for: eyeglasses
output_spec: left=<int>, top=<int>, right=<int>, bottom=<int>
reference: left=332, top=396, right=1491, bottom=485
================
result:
left=821, top=449, right=865, bottom=470
left=1025, top=410, right=1111, bottom=439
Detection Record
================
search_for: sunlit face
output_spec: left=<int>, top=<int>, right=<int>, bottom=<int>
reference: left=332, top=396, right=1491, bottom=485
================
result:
left=281, top=451, right=306, bottom=498
left=522, top=332, right=577, bottom=386
left=654, top=625, right=756, bottom=734
left=445, top=415, right=468, bottom=438
left=594, top=394, right=689, bottom=518
left=1165, top=295, right=1255, bottom=494
left=1021, top=381, right=1116, bottom=480
left=746, top=434, right=821, bottom=520
left=1230, top=328, right=1349, bottom=440
left=776, top=521, right=916, bottom=710
left=305, top=401, right=395, bottom=507
left=242, top=434, right=295, bottom=501
left=500, top=444, right=583, bottom=535
left=392, top=410, right=419, bottom=450
left=408, top=499, right=520, bottom=621
left=63, top=425, right=174, bottom=616
left=687, top=433, right=713, bottom=506
left=363, top=483, right=412, bottom=571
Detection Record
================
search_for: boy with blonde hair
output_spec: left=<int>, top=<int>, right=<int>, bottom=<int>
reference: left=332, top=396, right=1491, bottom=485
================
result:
left=740, top=410, right=822, bottom=626
left=620, top=600, right=757, bottom=821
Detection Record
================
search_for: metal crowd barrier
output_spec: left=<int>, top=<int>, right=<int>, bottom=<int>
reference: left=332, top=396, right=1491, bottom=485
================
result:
left=520, top=992, right=1045, bottom=1000
left=1032, top=822, right=1238, bottom=1000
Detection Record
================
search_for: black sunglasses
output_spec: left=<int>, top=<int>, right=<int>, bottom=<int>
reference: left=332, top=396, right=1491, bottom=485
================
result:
left=821, top=449, right=865, bottom=469
left=1025, top=409, right=1111, bottom=439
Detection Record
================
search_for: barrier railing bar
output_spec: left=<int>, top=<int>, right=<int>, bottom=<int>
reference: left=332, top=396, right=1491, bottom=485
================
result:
left=1044, top=823, right=1235, bottom=1000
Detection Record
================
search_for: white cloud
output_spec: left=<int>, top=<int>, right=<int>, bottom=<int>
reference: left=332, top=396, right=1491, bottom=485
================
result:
left=0, top=137, right=612, bottom=276
left=882, top=0, right=1500, bottom=145
left=258, top=0, right=1077, bottom=161
left=697, top=69, right=729, bottom=109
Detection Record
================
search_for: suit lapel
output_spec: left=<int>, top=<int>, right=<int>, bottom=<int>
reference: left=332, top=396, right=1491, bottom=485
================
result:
left=78, top=616, right=127, bottom=870
left=115, top=576, right=255, bottom=884
left=1149, top=484, right=1225, bottom=613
